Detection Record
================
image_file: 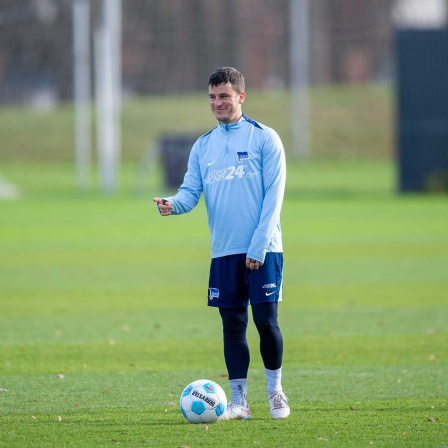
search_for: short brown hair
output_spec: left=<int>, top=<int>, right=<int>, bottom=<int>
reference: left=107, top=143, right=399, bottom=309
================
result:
left=208, top=67, right=245, bottom=93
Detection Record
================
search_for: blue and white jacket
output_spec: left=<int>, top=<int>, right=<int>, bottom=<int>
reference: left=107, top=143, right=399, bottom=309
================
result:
left=164, top=115, right=286, bottom=263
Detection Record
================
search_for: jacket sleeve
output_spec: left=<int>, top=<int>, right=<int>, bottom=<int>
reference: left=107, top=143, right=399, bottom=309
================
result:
left=164, top=143, right=203, bottom=214
left=246, top=130, right=286, bottom=262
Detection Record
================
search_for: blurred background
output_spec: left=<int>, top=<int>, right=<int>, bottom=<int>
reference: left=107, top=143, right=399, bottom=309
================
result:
left=0, top=0, right=447, bottom=195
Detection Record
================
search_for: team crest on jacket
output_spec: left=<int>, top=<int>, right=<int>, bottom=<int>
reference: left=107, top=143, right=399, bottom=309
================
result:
left=237, top=151, right=249, bottom=162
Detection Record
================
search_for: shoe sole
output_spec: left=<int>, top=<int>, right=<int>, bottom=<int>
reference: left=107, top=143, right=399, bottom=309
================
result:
left=271, top=409, right=290, bottom=420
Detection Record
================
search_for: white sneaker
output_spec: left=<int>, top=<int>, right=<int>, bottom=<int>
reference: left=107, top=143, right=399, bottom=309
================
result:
left=268, top=392, right=290, bottom=419
left=220, top=402, right=252, bottom=421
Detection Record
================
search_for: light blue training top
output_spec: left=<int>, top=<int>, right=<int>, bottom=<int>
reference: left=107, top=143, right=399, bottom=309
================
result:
left=164, top=114, right=286, bottom=263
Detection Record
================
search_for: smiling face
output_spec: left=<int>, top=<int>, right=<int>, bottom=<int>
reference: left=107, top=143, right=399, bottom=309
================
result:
left=208, top=82, right=245, bottom=124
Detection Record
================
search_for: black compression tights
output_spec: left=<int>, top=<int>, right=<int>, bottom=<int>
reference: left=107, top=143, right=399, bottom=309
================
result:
left=219, top=303, right=283, bottom=380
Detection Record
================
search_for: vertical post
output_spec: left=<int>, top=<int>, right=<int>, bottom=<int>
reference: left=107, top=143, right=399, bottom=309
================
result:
left=290, top=0, right=310, bottom=159
left=73, top=0, right=91, bottom=189
left=95, top=27, right=113, bottom=193
left=95, top=0, right=121, bottom=194
left=111, top=0, right=122, bottom=165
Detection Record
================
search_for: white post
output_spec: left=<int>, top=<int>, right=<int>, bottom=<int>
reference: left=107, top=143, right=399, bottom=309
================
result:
left=290, top=0, right=310, bottom=159
left=110, top=0, right=122, bottom=166
left=95, top=0, right=122, bottom=194
left=73, top=0, right=91, bottom=189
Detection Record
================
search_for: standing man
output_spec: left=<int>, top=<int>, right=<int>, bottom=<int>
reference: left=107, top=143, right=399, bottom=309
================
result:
left=153, top=67, right=289, bottom=420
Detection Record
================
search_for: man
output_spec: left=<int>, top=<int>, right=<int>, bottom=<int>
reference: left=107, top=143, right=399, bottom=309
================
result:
left=153, top=67, right=289, bottom=420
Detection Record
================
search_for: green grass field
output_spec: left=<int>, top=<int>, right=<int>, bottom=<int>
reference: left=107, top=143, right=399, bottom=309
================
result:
left=0, top=84, right=445, bottom=446
left=1, top=158, right=447, bottom=447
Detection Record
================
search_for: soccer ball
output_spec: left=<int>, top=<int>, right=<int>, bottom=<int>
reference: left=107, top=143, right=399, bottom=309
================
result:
left=180, top=379, right=227, bottom=424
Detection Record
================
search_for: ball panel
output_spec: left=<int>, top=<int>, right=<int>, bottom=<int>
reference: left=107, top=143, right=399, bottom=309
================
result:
left=181, top=385, right=193, bottom=397
left=191, top=400, right=207, bottom=415
left=180, top=394, right=192, bottom=412
left=215, top=402, right=225, bottom=417
left=201, top=409, right=221, bottom=423
left=185, top=410, right=202, bottom=424
left=201, top=382, right=217, bottom=394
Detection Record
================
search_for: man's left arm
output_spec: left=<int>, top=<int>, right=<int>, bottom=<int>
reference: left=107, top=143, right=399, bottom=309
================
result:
left=246, top=130, right=286, bottom=264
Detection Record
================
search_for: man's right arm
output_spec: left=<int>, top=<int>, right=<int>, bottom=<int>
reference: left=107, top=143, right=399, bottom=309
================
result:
left=154, top=144, right=203, bottom=216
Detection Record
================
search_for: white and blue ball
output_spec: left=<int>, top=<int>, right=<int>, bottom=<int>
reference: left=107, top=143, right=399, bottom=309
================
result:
left=180, top=379, right=227, bottom=424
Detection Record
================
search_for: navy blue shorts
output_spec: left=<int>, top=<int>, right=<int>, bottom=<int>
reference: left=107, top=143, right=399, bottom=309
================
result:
left=207, top=253, right=283, bottom=308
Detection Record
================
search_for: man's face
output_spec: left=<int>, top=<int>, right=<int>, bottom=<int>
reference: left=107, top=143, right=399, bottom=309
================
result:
left=208, top=83, right=245, bottom=124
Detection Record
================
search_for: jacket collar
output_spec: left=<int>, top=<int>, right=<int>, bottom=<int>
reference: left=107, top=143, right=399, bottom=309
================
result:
left=218, top=115, right=246, bottom=132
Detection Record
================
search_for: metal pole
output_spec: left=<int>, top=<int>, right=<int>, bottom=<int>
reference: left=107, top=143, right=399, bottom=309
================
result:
left=104, top=0, right=122, bottom=182
left=111, top=0, right=122, bottom=168
left=95, top=27, right=114, bottom=194
left=95, top=0, right=122, bottom=194
left=73, top=0, right=91, bottom=189
left=290, top=0, right=310, bottom=159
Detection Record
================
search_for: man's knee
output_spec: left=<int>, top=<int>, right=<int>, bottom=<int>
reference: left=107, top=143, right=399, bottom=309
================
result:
left=252, top=302, right=279, bottom=327
left=219, top=307, right=248, bottom=333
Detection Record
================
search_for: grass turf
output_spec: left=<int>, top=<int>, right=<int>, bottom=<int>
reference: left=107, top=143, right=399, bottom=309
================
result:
left=0, top=160, right=447, bottom=447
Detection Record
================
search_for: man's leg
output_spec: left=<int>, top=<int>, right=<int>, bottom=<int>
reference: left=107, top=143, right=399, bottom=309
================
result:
left=219, top=307, right=252, bottom=420
left=252, top=302, right=290, bottom=419
left=252, top=302, right=283, bottom=371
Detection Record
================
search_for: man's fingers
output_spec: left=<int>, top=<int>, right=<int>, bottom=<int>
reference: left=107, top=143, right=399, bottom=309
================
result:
left=153, top=197, right=172, bottom=215
left=246, top=258, right=263, bottom=270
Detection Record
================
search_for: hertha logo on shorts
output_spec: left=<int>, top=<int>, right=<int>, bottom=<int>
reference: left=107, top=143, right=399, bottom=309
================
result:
left=209, top=288, right=219, bottom=300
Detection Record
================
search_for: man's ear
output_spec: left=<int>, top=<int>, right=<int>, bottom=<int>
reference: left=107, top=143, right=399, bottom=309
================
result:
left=239, top=91, right=246, bottom=104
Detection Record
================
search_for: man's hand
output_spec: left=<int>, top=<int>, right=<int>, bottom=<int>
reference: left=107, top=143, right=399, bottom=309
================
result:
left=246, top=257, right=263, bottom=270
left=153, top=197, right=173, bottom=216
